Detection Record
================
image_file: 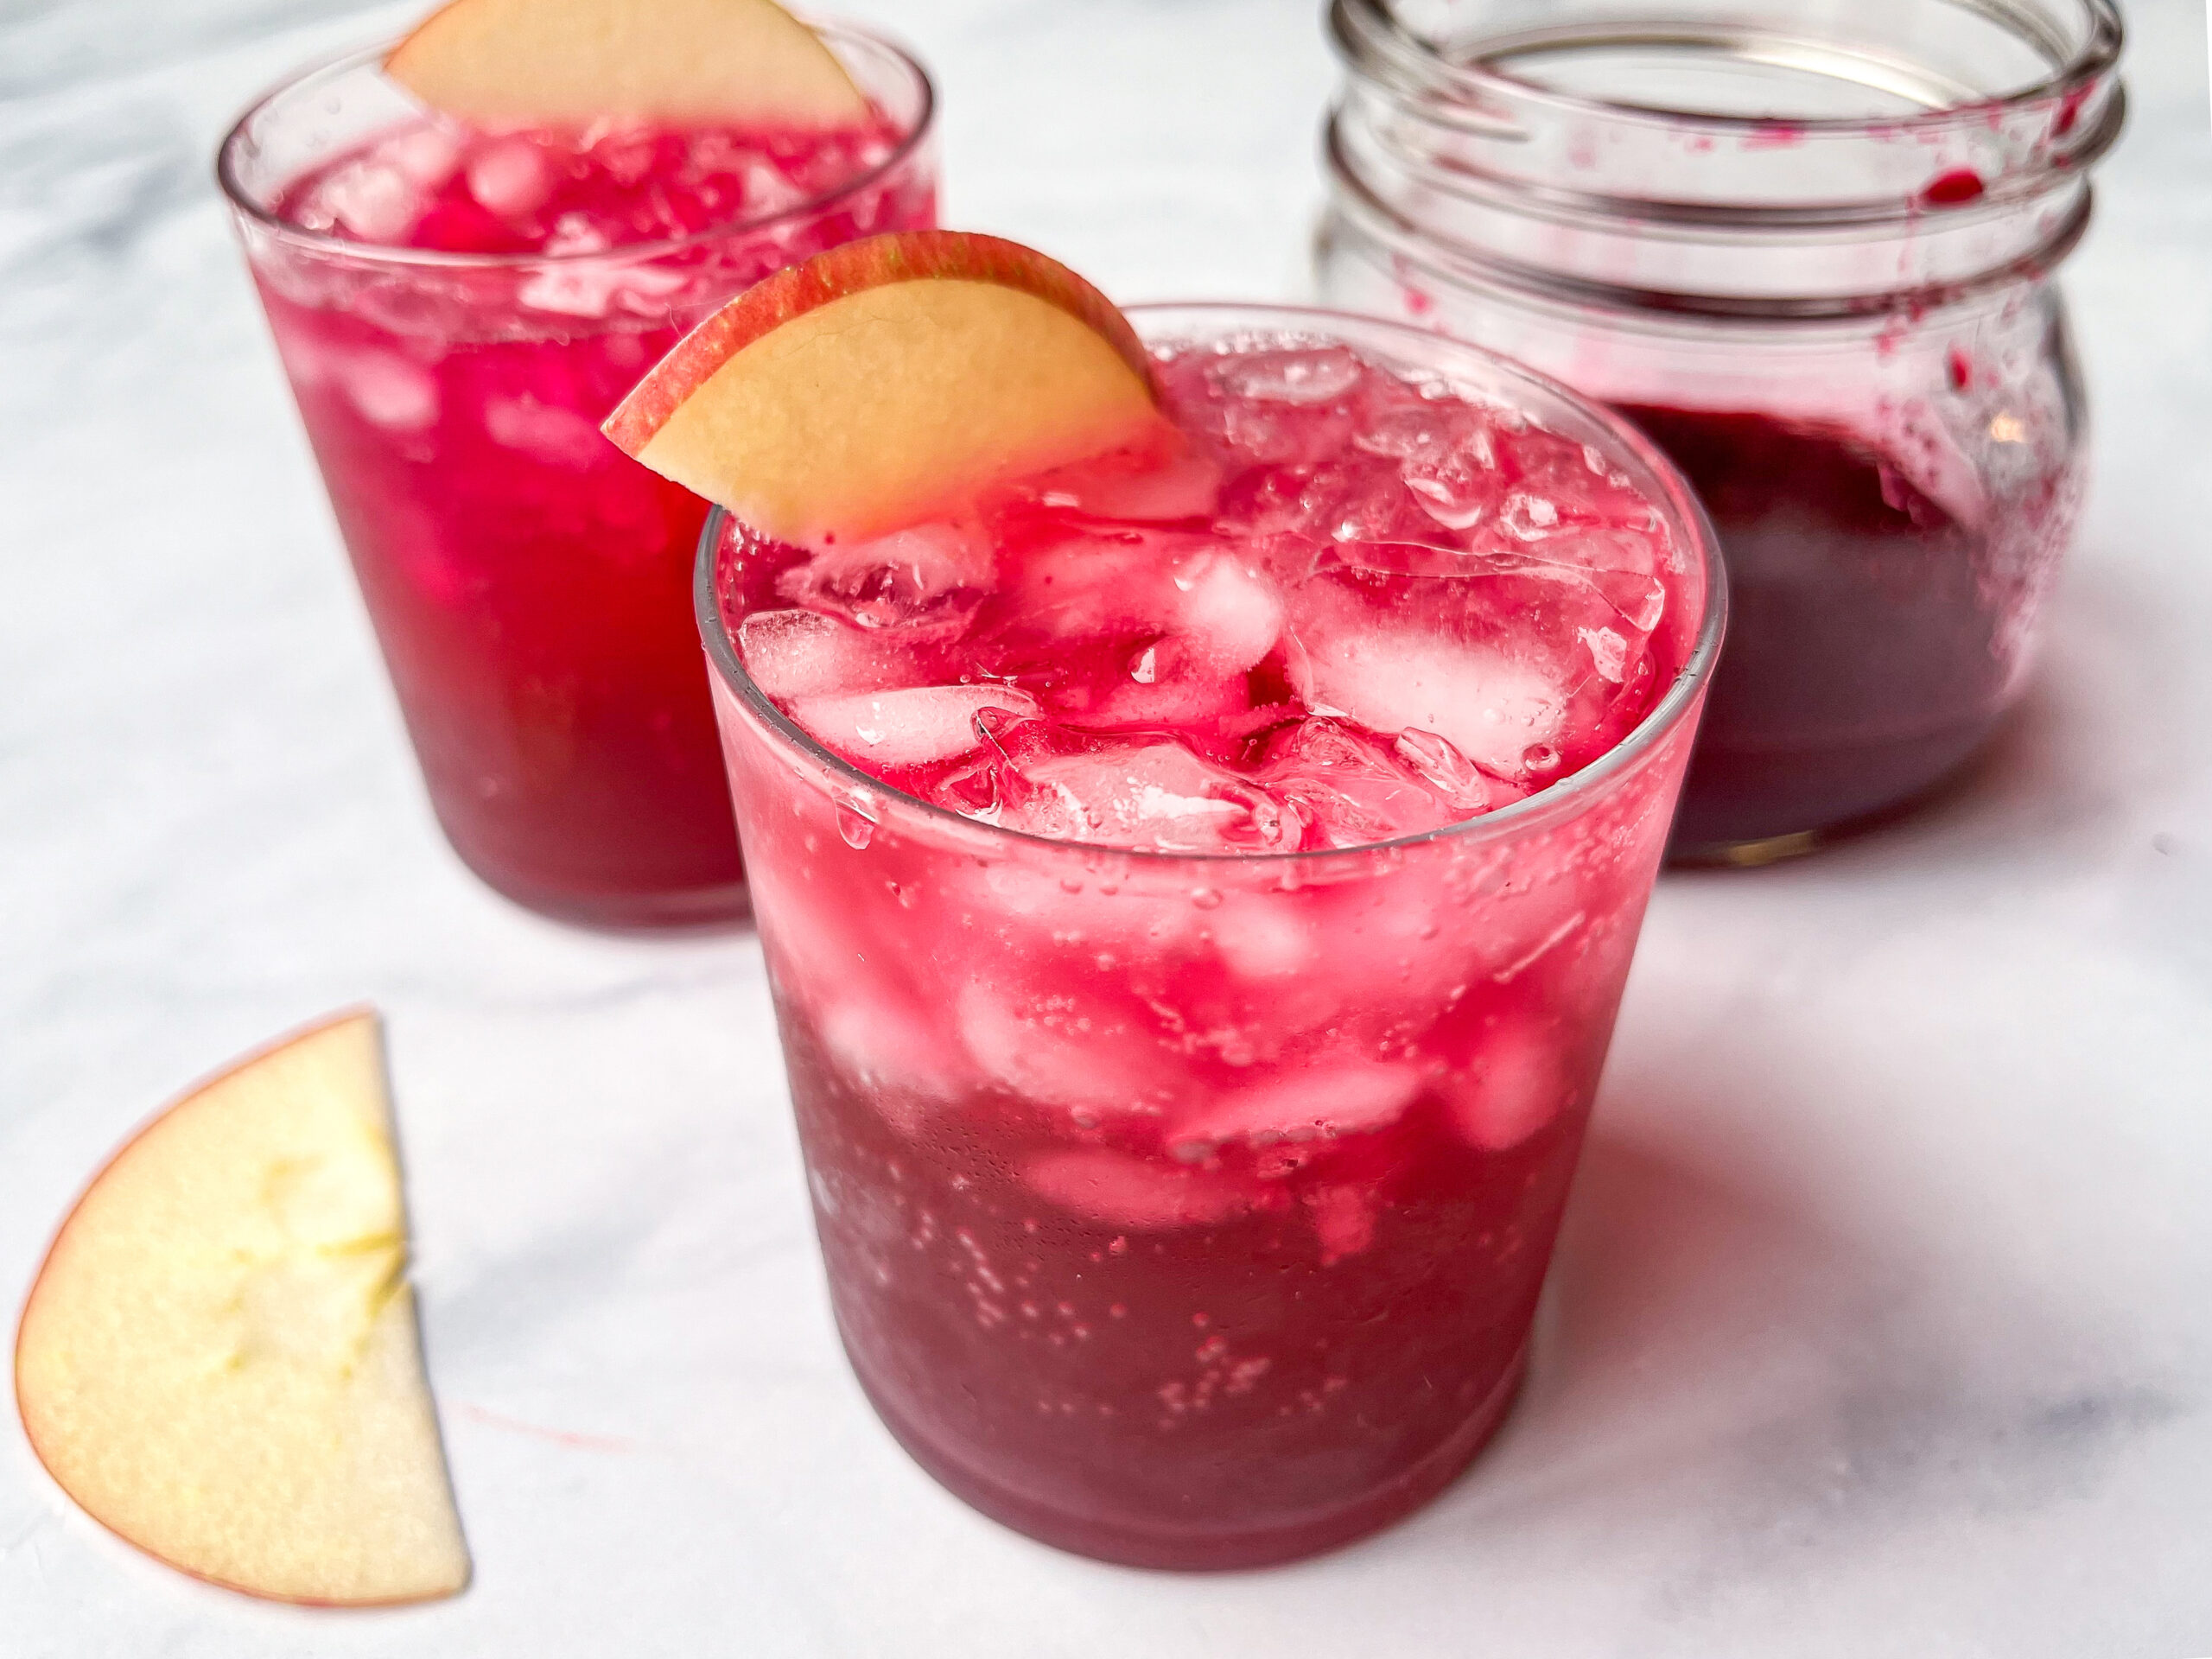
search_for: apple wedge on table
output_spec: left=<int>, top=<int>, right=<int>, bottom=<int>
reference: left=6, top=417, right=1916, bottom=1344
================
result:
left=14, top=1009, right=469, bottom=1606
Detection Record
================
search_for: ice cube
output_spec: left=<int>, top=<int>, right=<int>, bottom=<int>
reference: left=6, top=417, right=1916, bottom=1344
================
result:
left=466, top=135, right=553, bottom=219
left=1023, top=1148, right=1258, bottom=1231
left=787, top=685, right=1039, bottom=768
left=1353, top=403, right=1456, bottom=460
left=1503, top=547, right=1669, bottom=632
left=958, top=982, right=1174, bottom=1121
left=1214, top=394, right=1356, bottom=468
left=1171, top=555, right=1284, bottom=672
left=1303, top=629, right=1568, bottom=779
left=338, top=350, right=438, bottom=432
left=270, top=329, right=337, bottom=391
left=1171, top=1061, right=1422, bottom=1156
left=1498, top=492, right=1560, bottom=538
left=1401, top=441, right=1502, bottom=531
left=1020, top=443, right=1224, bottom=522
left=1255, top=717, right=1467, bottom=848
left=736, top=608, right=918, bottom=702
left=1219, top=346, right=1365, bottom=406
left=1207, top=895, right=1319, bottom=982
left=1001, top=529, right=1212, bottom=645
left=543, top=213, right=610, bottom=257
left=815, top=995, right=970, bottom=1140
left=1579, top=625, right=1629, bottom=683
left=1392, top=728, right=1499, bottom=811
left=380, top=125, right=463, bottom=190
left=1300, top=874, right=1487, bottom=1021
left=938, top=859, right=1208, bottom=970
left=518, top=259, right=688, bottom=320
left=1336, top=534, right=1667, bottom=641
left=1297, top=458, right=1437, bottom=546
left=1494, top=423, right=1668, bottom=544
left=315, top=156, right=423, bottom=243
left=483, top=393, right=607, bottom=467
left=739, top=158, right=808, bottom=215
left=578, top=119, right=658, bottom=186
left=1445, top=1027, right=1568, bottom=1150
left=1306, top=1185, right=1378, bottom=1263
left=1004, top=741, right=1297, bottom=853
left=779, top=521, right=993, bottom=634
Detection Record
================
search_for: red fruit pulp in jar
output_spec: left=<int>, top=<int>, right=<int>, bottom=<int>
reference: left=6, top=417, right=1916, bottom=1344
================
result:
left=1621, top=405, right=2068, bottom=851
left=249, top=112, right=934, bottom=928
left=709, top=336, right=1712, bottom=1565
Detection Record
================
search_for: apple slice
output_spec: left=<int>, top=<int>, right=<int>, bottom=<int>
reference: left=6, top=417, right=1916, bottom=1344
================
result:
left=603, top=229, right=1168, bottom=545
left=386, top=0, right=868, bottom=130
left=14, top=1010, right=469, bottom=1606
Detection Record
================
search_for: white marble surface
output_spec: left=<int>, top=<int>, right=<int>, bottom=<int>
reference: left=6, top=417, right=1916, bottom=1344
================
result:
left=3, top=0, right=2209, bottom=1651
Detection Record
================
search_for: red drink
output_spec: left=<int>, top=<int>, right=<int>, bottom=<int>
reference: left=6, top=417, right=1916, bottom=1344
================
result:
left=1623, top=404, right=2080, bottom=852
left=219, top=32, right=936, bottom=928
left=701, top=308, right=1723, bottom=1566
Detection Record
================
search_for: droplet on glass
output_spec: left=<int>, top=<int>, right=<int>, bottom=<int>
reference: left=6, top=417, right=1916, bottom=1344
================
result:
left=836, top=793, right=878, bottom=849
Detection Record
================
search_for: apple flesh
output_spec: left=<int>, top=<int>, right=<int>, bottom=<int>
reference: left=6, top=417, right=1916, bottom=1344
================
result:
left=603, top=229, right=1168, bottom=545
left=386, top=0, right=868, bottom=130
left=13, top=1010, right=470, bottom=1606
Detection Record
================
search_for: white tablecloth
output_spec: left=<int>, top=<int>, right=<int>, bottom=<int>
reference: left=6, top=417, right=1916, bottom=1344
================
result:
left=3, top=0, right=2208, bottom=1650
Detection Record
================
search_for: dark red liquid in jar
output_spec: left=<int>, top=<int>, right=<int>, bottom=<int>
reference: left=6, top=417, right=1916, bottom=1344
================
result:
left=1622, top=405, right=2027, bottom=852
left=251, top=117, right=934, bottom=928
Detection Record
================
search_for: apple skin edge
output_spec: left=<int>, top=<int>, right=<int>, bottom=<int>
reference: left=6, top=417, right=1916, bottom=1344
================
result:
left=11, top=1007, right=469, bottom=1610
left=602, top=229, right=1157, bottom=456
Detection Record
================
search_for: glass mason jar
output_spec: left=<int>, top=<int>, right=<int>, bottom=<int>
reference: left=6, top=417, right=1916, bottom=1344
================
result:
left=219, top=26, right=938, bottom=930
left=1317, top=0, right=2122, bottom=861
left=699, top=305, right=1725, bottom=1568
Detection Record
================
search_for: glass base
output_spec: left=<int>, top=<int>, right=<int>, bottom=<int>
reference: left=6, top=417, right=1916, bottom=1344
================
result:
left=845, top=1333, right=1529, bottom=1571
left=1667, top=711, right=2000, bottom=867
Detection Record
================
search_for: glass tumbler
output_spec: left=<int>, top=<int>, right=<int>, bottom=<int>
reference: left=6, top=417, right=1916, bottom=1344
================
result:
left=219, top=24, right=938, bottom=929
left=700, top=306, right=1725, bottom=1567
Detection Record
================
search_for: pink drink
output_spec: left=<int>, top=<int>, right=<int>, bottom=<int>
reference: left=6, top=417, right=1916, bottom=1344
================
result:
left=219, top=32, right=936, bottom=928
left=702, top=308, right=1724, bottom=1567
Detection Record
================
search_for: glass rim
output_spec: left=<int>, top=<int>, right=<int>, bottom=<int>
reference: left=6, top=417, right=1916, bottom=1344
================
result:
left=1319, top=114, right=2101, bottom=322
left=694, top=301, right=1729, bottom=868
left=1328, top=0, right=2125, bottom=142
left=214, top=17, right=936, bottom=272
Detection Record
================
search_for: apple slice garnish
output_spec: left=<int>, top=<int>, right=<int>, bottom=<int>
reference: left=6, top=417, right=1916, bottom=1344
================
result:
left=386, top=0, right=869, bottom=130
left=603, top=229, right=1168, bottom=545
left=14, top=1010, right=470, bottom=1606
